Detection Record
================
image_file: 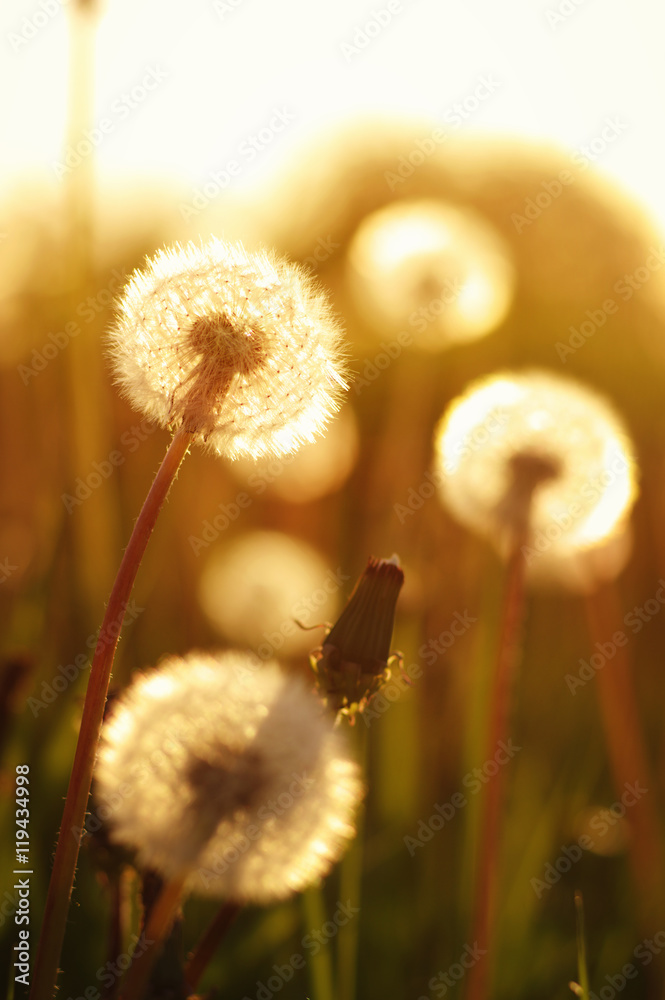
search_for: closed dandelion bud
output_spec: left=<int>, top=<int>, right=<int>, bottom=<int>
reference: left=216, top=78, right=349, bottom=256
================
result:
left=95, top=651, right=363, bottom=904
left=433, top=369, right=638, bottom=591
left=108, top=239, right=348, bottom=458
left=311, top=555, right=404, bottom=719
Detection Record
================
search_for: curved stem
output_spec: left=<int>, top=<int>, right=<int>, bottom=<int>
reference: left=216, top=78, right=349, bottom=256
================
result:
left=183, top=901, right=241, bottom=991
left=30, top=427, right=192, bottom=1000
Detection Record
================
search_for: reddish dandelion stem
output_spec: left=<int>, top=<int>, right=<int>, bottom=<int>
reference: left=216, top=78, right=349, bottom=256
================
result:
left=585, top=584, right=665, bottom=931
left=183, top=901, right=242, bottom=991
left=30, top=427, right=192, bottom=1000
left=119, top=875, right=187, bottom=1000
left=466, top=540, right=527, bottom=1000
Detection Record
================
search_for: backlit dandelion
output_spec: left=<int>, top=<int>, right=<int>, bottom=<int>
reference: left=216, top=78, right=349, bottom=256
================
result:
left=109, top=239, right=348, bottom=458
left=346, top=199, right=514, bottom=349
left=433, top=369, right=638, bottom=590
left=96, top=650, right=363, bottom=904
left=198, top=531, right=341, bottom=658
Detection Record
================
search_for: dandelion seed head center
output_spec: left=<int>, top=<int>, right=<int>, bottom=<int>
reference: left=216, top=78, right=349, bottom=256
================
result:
left=507, top=450, right=562, bottom=496
left=186, top=747, right=268, bottom=817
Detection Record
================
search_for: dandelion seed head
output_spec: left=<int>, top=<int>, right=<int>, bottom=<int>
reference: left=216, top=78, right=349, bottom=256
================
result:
left=108, top=239, right=348, bottom=458
left=433, top=369, right=638, bottom=590
left=198, top=531, right=340, bottom=656
left=96, top=650, right=363, bottom=903
left=346, top=199, right=514, bottom=349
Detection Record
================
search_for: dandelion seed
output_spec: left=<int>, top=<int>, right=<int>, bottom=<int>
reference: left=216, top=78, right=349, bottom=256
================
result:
left=96, top=650, right=363, bottom=903
left=433, top=369, right=638, bottom=590
left=108, top=239, right=348, bottom=458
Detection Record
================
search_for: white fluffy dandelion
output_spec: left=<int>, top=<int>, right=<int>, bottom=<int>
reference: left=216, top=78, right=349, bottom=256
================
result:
left=108, top=239, right=348, bottom=459
left=96, top=651, right=363, bottom=903
left=433, top=369, right=638, bottom=590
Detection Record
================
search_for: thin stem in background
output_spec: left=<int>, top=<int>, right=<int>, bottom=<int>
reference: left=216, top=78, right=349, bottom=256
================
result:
left=337, top=722, right=368, bottom=1000
left=465, top=539, right=527, bottom=1000
left=584, top=584, right=665, bottom=933
left=119, top=874, right=187, bottom=1000
left=183, top=901, right=242, bottom=992
left=572, top=890, right=590, bottom=1000
left=30, top=427, right=192, bottom=1000
left=303, top=887, right=335, bottom=1000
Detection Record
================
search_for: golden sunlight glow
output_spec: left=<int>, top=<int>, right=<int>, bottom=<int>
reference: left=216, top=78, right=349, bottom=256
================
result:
left=433, top=370, right=639, bottom=591
left=346, top=199, right=515, bottom=350
left=197, top=531, right=340, bottom=656
left=230, top=404, right=359, bottom=503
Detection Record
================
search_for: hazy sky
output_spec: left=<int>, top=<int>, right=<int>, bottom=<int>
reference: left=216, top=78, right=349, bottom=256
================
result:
left=3, top=0, right=665, bottom=232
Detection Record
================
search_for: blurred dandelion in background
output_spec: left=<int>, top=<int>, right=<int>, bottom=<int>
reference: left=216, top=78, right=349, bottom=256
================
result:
left=96, top=649, right=363, bottom=902
left=229, top=403, right=359, bottom=503
left=198, top=530, right=341, bottom=657
left=433, top=369, right=638, bottom=591
left=345, top=198, right=515, bottom=349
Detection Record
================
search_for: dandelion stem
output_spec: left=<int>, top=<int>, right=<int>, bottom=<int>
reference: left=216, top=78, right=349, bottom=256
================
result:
left=584, top=584, right=665, bottom=932
left=574, top=890, right=590, bottom=1000
left=30, top=426, right=192, bottom=1000
left=337, top=723, right=367, bottom=1000
left=303, top=887, right=335, bottom=1000
left=119, top=874, right=187, bottom=1000
left=183, top=901, right=241, bottom=991
left=465, top=538, right=527, bottom=1000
